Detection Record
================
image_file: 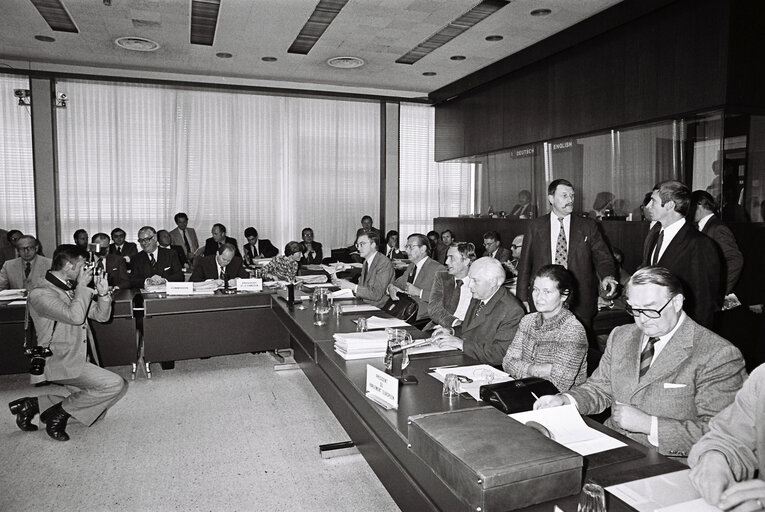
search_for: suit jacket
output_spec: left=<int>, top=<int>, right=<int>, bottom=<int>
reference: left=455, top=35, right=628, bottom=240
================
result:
left=485, top=246, right=512, bottom=263
left=161, top=244, right=188, bottom=267
left=383, top=247, right=407, bottom=260
left=567, top=316, right=746, bottom=458
left=0, top=246, right=16, bottom=270
left=356, top=252, right=394, bottom=308
left=29, top=279, right=111, bottom=381
left=427, top=271, right=470, bottom=329
left=701, top=216, right=743, bottom=295
left=169, top=227, right=199, bottom=254
left=130, top=248, right=184, bottom=288
left=109, top=242, right=138, bottom=261
left=97, top=254, right=130, bottom=289
left=242, top=239, right=278, bottom=263
left=299, top=242, right=323, bottom=265
left=510, top=203, right=537, bottom=219
left=391, top=257, right=444, bottom=321
left=0, top=256, right=51, bottom=290
left=688, top=364, right=765, bottom=481
left=454, top=286, right=525, bottom=365
left=517, top=214, right=616, bottom=327
left=433, top=242, right=450, bottom=265
left=642, top=222, right=721, bottom=328
left=190, top=254, right=249, bottom=282
left=204, top=236, right=241, bottom=257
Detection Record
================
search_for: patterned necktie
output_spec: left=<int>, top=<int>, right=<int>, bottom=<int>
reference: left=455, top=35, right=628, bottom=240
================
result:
left=408, top=267, right=417, bottom=284
left=183, top=230, right=191, bottom=253
left=474, top=300, right=485, bottom=317
left=97, top=258, right=104, bottom=273
left=149, top=253, right=156, bottom=266
left=652, top=230, right=665, bottom=265
left=362, top=260, right=369, bottom=285
left=24, top=262, right=31, bottom=277
left=554, top=217, right=568, bottom=267
left=639, top=337, right=660, bottom=378
left=220, top=267, right=226, bottom=280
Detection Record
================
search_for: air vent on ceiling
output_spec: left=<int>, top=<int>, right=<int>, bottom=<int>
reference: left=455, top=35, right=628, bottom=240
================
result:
left=190, top=0, right=220, bottom=46
left=288, top=0, right=349, bottom=55
left=396, top=0, right=509, bottom=65
left=327, top=56, right=364, bottom=69
left=115, top=36, right=160, bottom=52
left=29, top=0, right=78, bottom=33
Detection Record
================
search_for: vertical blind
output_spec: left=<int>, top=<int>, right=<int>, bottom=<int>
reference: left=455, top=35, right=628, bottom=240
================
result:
left=55, top=79, right=380, bottom=251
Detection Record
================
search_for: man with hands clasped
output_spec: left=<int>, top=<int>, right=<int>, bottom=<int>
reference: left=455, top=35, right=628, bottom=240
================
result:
left=386, top=233, right=444, bottom=323
left=534, top=266, right=745, bottom=459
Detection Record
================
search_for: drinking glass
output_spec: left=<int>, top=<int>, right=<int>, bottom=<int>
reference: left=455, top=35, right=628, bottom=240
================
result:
left=384, top=328, right=412, bottom=374
left=577, top=481, right=606, bottom=512
left=442, top=374, right=460, bottom=397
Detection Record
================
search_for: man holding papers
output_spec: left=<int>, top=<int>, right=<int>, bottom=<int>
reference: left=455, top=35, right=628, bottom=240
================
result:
left=535, top=266, right=746, bottom=459
left=334, top=232, right=394, bottom=309
left=387, top=233, right=444, bottom=323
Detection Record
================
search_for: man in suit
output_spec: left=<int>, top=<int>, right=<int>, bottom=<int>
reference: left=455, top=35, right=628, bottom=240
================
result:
left=90, top=233, right=130, bottom=289
left=688, top=363, right=765, bottom=510
left=691, top=190, right=743, bottom=296
left=109, top=227, right=138, bottom=266
left=190, top=243, right=249, bottom=283
left=242, top=226, right=278, bottom=263
left=383, top=230, right=407, bottom=260
left=535, top=267, right=746, bottom=458
left=157, top=229, right=188, bottom=268
left=334, top=231, right=394, bottom=309
left=642, top=180, right=721, bottom=328
left=427, top=242, right=477, bottom=330
left=7, top=244, right=127, bottom=441
left=0, top=229, right=22, bottom=269
left=506, top=234, right=524, bottom=277
left=299, top=227, right=322, bottom=265
left=354, top=215, right=381, bottom=241
left=130, top=226, right=184, bottom=289
left=482, top=231, right=512, bottom=263
left=509, top=189, right=537, bottom=219
left=0, top=235, right=51, bottom=290
left=517, top=179, right=618, bottom=331
left=72, top=229, right=88, bottom=249
left=432, top=257, right=525, bottom=365
left=204, top=223, right=241, bottom=257
left=169, top=212, right=199, bottom=265
left=386, top=233, right=445, bottom=322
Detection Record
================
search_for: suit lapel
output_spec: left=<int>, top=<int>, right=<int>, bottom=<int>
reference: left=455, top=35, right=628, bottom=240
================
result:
left=633, top=318, right=694, bottom=394
left=463, top=288, right=504, bottom=333
left=658, top=224, right=689, bottom=268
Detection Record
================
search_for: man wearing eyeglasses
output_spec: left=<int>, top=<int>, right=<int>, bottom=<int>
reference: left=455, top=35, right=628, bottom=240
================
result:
left=481, top=231, right=511, bottom=263
left=386, top=233, right=444, bottom=322
left=534, top=266, right=746, bottom=459
left=334, top=231, right=393, bottom=308
left=505, top=234, right=524, bottom=277
left=0, top=235, right=51, bottom=290
left=129, top=226, right=184, bottom=289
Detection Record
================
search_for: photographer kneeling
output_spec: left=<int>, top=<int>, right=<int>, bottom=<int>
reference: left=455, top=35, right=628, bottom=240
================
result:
left=8, top=244, right=127, bottom=441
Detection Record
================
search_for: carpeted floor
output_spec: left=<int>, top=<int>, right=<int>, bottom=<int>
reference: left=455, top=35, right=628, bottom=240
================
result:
left=0, top=353, right=401, bottom=512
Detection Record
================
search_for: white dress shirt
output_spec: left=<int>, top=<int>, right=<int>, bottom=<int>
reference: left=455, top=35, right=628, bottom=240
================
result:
left=549, top=214, right=572, bottom=262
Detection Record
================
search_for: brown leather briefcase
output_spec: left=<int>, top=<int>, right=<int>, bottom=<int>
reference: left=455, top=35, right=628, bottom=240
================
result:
left=408, top=407, right=582, bottom=511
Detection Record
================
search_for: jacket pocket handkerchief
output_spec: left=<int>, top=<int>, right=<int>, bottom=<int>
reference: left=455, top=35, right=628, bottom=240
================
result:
left=663, top=383, right=687, bottom=389
left=164, top=266, right=171, bottom=271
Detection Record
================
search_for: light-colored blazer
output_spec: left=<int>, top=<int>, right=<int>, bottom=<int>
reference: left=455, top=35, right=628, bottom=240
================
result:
left=356, top=252, right=394, bottom=308
left=568, top=315, right=746, bottom=458
left=169, top=227, right=199, bottom=254
left=391, top=257, right=444, bottom=321
left=0, top=256, right=52, bottom=290
left=29, top=279, right=111, bottom=381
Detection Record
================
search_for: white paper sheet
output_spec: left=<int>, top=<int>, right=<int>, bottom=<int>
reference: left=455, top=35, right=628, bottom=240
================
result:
left=429, top=364, right=513, bottom=401
left=363, top=316, right=410, bottom=329
left=0, top=289, right=26, bottom=299
left=339, top=304, right=380, bottom=313
left=606, top=470, right=721, bottom=512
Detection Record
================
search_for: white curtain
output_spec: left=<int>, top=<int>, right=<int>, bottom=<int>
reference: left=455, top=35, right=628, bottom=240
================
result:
left=0, top=74, right=36, bottom=236
left=399, top=103, right=472, bottom=240
left=55, top=79, right=380, bottom=251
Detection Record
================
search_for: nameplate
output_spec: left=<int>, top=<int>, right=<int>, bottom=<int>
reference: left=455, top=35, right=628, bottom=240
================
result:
left=365, top=364, right=398, bottom=410
left=166, top=282, right=194, bottom=295
left=236, top=278, right=262, bottom=292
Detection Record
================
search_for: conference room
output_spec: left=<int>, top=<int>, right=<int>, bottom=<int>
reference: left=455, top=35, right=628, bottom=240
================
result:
left=2, top=0, right=764, bottom=511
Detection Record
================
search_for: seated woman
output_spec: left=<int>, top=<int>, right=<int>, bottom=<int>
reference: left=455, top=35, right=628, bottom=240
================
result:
left=262, top=241, right=302, bottom=282
left=502, top=264, right=588, bottom=392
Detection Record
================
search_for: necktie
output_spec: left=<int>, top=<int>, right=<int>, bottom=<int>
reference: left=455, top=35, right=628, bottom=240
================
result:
left=475, top=300, right=485, bottom=317
left=220, top=267, right=226, bottom=280
left=362, top=260, right=369, bottom=285
left=554, top=217, right=568, bottom=267
left=149, top=253, right=156, bottom=266
left=639, top=337, right=660, bottom=378
left=97, top=258, right=104, bottom=273
left=652, top=230, right=665, bottom=265
left=450, top=279, right=463, bottom=311
left=455, top=278, right=462, bottom=289
left=182, top=230, right=191, bottom=253
left=408, top=267, right=417, bottom=284
left=24, top=262, right=31, bottom=278
left=117, top=246, right=122, bottom=255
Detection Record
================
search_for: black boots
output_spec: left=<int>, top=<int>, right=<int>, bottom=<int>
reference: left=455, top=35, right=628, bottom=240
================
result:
left=40, top=403, right=71, bottom=442
left=9, top=397, right=39, bottom=432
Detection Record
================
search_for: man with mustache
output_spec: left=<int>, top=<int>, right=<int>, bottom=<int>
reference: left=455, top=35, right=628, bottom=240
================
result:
left=517, top=178, right=618, bottom=332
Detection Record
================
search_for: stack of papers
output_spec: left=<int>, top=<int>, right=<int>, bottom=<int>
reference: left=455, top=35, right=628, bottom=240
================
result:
left=429, top=364, right=513, bottom=400
left=509, top=404, right=626, bottom=455
left=296, top=274, right=327, bottom=284
left=606, top=470, right=720, bottom=512
left=0, top=289, right=26, bottom=301
left=340, top=304, right=380, bottom=313
left=363, top=316, right=410, bottom=329
left=331, top=289, right=355, bottom=299
left=333, top=331, right=389, bottom=360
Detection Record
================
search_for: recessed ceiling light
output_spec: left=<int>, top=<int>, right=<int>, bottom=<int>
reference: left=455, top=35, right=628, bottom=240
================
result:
left=485, top=35, right=503, bottom=42
left=114, top=36, right=160, bottom=52
left=216, top=52, right=232, bottom=59
left=261, top=56, right=278, bottom=62
left=450, top=55, right=466, bottom=61
left=35, top=35, right=56, bottom=42
left=327, top=56, right=365, bottom=69
left=422, top=72, right=437, bottom=76
left=530, top=8, right=552, bottom=16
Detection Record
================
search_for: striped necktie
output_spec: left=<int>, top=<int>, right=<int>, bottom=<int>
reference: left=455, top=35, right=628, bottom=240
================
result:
left=639, top=337, right=660, bottom=378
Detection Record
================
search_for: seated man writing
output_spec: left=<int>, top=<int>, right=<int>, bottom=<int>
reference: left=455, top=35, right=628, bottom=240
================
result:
left=190, top=243, right=249, bottom=284
left=534, top=266, right=746, bottom=458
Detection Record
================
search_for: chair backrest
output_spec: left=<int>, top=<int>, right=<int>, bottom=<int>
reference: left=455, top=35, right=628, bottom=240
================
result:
left=382, top=295, right=418, bottom=323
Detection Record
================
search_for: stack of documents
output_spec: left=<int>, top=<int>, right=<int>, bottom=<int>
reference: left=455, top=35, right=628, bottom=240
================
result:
left=340, top=304, right=380, bottom=313
left=429, top=364, right=513, bottom=400
left=0, top=289, right=26, bottom=302
left=363, top=316, right=410, bottom=329
left=296, top=274, right=327, bottom=284
left=606, top=470, right=720, bottom=512
left=333, top=331, right=389, bottom=360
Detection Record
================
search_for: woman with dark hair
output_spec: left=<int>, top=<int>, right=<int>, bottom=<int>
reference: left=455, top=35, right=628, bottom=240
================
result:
left=262, top=241, right=302, bottom=282
left=502, top=264, right=588, bottom=391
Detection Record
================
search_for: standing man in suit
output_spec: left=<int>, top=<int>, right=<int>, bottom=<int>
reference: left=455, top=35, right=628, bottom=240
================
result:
left=427, top=242, right=477, bottom=330
left=432, top=257, right=525, bottom=365
left=7, top=244, right=127, bottom=441
left=242, top=227, right=278, bottom=263
left=169, top=212, right=199, bottom=265
left=517, top=179, right=618, bottom=331
left=130, top=226, right=184, bottom=289
left=109, top=228, right=138, bottom=266
left=299, top=227, right=323, bottom=265
left=203, top=224, right=241, bottom=257
left=190, top=243, right=249, bottom=283
left=0, top=235, right=51, bottom=290
left=535, top=267, right=746, bottom=458
left=90, top=233, right=130, bottom=289
left=482, top=231, right=512, bottom=263
left=334, top=231, right=394, bottom=309
left=386, top=233, right=445, bottom=323
left=157, top=230, right=188, bottom=268
left=642, top=180, right=721, bottom=328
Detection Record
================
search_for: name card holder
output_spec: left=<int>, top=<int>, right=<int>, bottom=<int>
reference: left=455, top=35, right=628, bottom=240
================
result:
left=365, top=364, right=398, bottom=410
left=166, top=282, right=194, bottom=295
left=236, top=278, right=263, bottom=292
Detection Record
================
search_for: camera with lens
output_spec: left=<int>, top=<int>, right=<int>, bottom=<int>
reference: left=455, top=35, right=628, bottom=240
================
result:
left=25, top=345, right=53, bottom=375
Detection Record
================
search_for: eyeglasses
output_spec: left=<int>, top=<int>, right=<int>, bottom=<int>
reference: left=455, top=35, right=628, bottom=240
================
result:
left=137, top=235, right=155, bottom=244
left=355, top=241, right=370, bottom=248
left=510, top=244, right=522, bottom=250
left=404, top=244, right=422, bottom=250
left=483, top=240, right=497, bottom=247
left=625, top=296, right=674, bottom=319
